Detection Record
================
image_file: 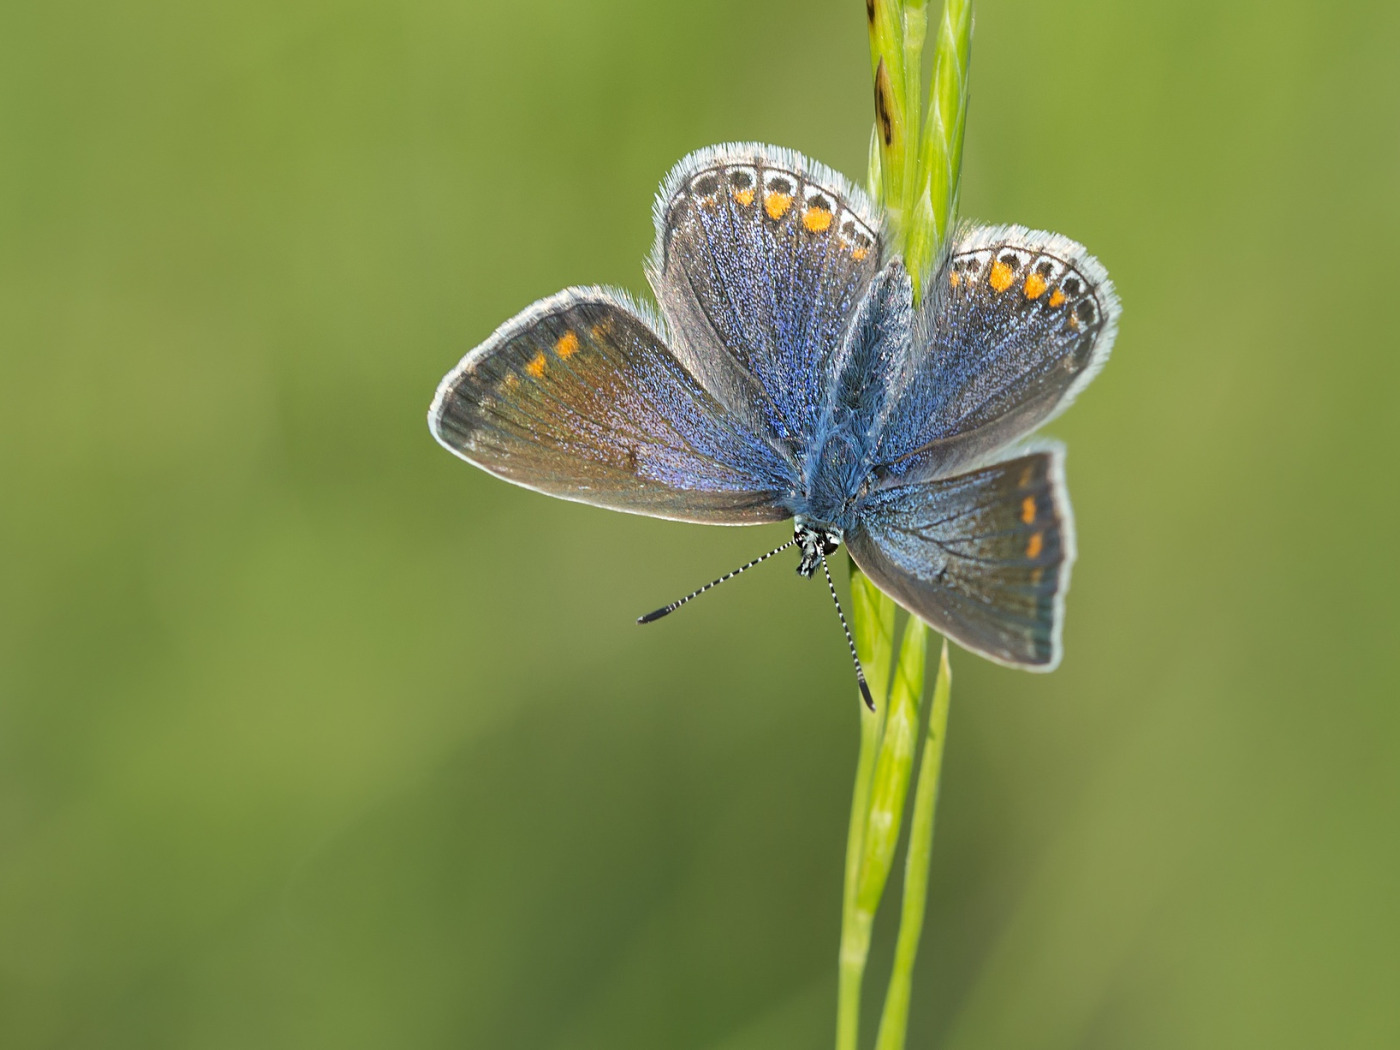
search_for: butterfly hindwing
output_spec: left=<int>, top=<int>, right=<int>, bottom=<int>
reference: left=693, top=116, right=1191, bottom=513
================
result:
left=876, top=225, right=1119, bottom=484
left=848, top=449, right=1075, bottom=669
left=648, top=143, right=885, bottom=451
left=429, top=288, right=795, bottom=524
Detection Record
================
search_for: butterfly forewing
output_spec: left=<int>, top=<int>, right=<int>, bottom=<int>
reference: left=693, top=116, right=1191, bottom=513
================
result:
left=648, top=144, right=885, bottom=451
left=430, top=289, right=795, bottom=524
left=849, top=450, right=1074, bottom=669
left=875, top=225, right=1119, bottom=485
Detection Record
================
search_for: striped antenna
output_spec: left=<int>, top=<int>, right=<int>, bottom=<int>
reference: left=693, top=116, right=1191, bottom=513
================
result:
left=637, top=538, right=798, bottom=624
left=820, top=548, right=876, bottom=711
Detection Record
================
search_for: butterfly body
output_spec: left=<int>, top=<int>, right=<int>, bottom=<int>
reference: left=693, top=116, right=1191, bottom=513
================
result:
left=431, top=143, right=1119, bottom=673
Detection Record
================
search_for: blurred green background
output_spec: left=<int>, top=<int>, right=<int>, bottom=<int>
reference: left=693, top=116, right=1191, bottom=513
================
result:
left=3, top=0, right=1397, bottom=1046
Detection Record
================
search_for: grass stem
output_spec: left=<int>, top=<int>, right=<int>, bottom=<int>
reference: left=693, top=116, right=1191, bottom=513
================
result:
left=840, top=2, right=972, bottom=1047
left=874, top=639, right=952, bottom=1050
left=838, top=570, right=896, bottom=1050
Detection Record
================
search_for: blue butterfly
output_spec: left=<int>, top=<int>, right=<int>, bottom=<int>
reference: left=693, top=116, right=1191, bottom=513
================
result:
left=429, top=143, right=1119, bottom=706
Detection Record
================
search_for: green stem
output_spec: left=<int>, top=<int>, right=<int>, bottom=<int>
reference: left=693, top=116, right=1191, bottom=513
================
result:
left=838, top=569, right=896, bottom=1050
left=839, top=609, right=927, bottom=1050
left=855, top=617, right=928, bottom=923
left=874, top=639, right=953, bottom=1050
left=866, top=0, right=909, bottom=232
left=907, top=0, right=972, bottom=300
left=841, top=3, right=972, bottom=1048
left=898, top=0, right=928, bottom=233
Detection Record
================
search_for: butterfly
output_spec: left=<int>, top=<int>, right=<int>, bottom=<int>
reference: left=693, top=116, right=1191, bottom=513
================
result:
left=429, top=143, right=1119, bottom=707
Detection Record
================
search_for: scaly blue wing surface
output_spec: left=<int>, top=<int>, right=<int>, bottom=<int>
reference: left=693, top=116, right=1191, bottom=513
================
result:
left=429, top=288, right=795, bottom=525
left=647, top=143, right=885, bottom=453
left=874, top=225, right=1120, bottom=484
left=848, top=449, right=1075, bottom=669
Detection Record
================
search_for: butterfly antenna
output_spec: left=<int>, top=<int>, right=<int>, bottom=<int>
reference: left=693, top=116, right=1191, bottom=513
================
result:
left=820, top=549, right=876, bottom=711
left=637, top=538, right=798, bottom=624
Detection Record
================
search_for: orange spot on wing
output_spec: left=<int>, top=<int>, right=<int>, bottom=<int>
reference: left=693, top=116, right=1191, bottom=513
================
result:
left=1026, top=532, right=1044, bottom=559
left=803, top=207, right=833, bottom=233
left=949, top=271, right=961, bottom=288
left=764, top=192, right=793, bottom=220
left=525, top=352, right=547, bottom=378
left=554, top=331, right=580, bottom=358
left=851, top=244, right=870, bottom=261
left=1024, top=273, right=1048, bottom=299
left=1048, top=288, right=1067, bottom=308
left=1021, top=495, right=1036, bottom=524
left=734, top=188, right=755, bottom=206
left=989, top=259, right=1015, bottom=293
left=1068, top=314, right=1081, bottom=330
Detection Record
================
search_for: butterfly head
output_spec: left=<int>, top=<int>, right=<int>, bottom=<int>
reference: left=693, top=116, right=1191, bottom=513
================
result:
left=794, top=520, right=842, bottom=579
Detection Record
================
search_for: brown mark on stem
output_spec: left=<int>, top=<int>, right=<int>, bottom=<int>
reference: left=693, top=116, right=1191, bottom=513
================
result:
left=874, top=57, right=894, bottom=146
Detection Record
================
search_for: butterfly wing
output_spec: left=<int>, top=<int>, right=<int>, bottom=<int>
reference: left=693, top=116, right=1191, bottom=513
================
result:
left=429, top=288, right=796, bottom=525
left=848, top=449, right=1074, bottom=669
left=647, top=143, right=885, bottom=451
left=876, top=225, right=1119, bottom=484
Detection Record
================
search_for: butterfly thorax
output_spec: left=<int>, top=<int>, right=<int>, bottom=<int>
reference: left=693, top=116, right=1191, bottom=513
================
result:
left=784, top=254, right=911, bottom=548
